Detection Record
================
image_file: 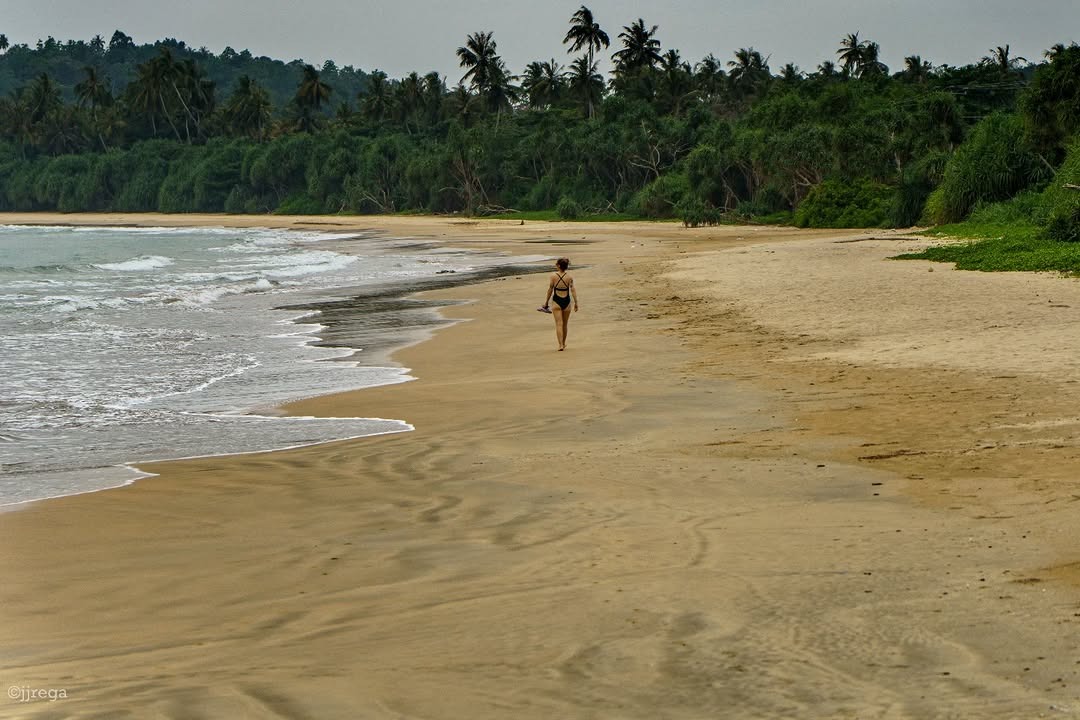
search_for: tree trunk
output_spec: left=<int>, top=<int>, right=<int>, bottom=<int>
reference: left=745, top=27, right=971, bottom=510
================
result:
left=159, top=95, right=182, bottom=141
left=586, top=47, right=595, bottom=119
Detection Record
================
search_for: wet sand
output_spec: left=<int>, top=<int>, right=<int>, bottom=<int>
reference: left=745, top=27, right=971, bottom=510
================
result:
left=1, top=213, right=1079, bottom=718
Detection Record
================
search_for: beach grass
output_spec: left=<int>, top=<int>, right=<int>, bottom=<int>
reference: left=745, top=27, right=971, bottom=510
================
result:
left=893, top=222, right=1080, bottom=273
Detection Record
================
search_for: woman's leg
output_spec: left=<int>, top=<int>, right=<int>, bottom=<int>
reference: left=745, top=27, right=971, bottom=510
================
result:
left=552, top=307, right=567, bottom=350
left=560, top=307, right=571, bottom=348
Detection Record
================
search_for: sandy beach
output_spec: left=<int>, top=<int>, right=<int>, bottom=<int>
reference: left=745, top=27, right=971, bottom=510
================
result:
left=2, top=212, right=1080, bottom=718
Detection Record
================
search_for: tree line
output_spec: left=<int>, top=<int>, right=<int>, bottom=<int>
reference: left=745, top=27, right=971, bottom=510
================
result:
left=0, top=9, right=1077, bottom=235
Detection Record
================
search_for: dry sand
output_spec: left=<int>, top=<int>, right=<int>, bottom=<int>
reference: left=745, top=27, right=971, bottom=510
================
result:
left=2, top=213, right=1080, bottom=718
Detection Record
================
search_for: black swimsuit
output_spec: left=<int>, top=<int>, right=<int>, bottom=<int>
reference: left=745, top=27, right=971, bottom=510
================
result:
left=551, top=273, right=571, bottom=309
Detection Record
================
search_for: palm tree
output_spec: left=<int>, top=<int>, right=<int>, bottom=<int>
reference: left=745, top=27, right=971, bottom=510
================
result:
left=836, top=32, right=864, bottom=77
left=457, top=31, right=516, bottom=123
left=26, top=74, right=62, bottom=122
left=445, top=83, right=477, bottom=125
left=74, top=66, right=112, bottom=112
left=132, top=52, right=213, bottom=143
left=563, top=5, right=608, bottom=116
left=482, top=57, right=517, bottom=122
left=173, top=59, right=215, bottom=140
left=521, top=59, right=565, bottom=109
left=39, top=105, right=86, bottom=155
left=779, top=63, right=802, bottom=85
left=295, top=63, right=332, bottom=110
left=858, top=42, right=888, bottom=78
left=567, top=55, right=604, bottom=117
left=127, top=59, right=164, bottom=136
left=563, top=6, right=609, bottom=64
left=92, top=105, right=125, bottom=151
left=658, top=49, right=694, bottom=113
left=395, top=71, right=424, bottom=132
left=1, top=90, right=38, bottom=158
left=612, top=18, right=662, bottom=74
left=815, top=60, right=839, bottom=79
left=360, top=71, right=392, bottom=123
left=334, top=101, right=354, bottom=126
left=836, top=33, right=887, bottom=78
left=521, top=61, right=547, bottom=109
left=902, top=55, right=933, bottom=83
left=728, top=47, right=770, bottom=96
left=0, top=34, right=8, bottom=53
left=456, top=31, right=500, bottom=95
left=127, top=48, right=184, bottom=140
left=694, top=54, right=725, bottom=98
left=294, top=64, right=332, bottom=132
left=1045, top=43, right=1070, bottom=62
left=223, top=75, right=271, bottom=139
left=75, top=66, right=114, bottom=150
left=421, top=72, right=446, bottom=125
left=981, top=44, right=1027, bottom=76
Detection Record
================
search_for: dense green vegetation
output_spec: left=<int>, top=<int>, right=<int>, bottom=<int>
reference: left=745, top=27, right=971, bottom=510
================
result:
left=897, top=227, right=1080, bottom=272
left=1, top=14, right=1078, bottom=246
left=896, top=132, right=1080, bottom=272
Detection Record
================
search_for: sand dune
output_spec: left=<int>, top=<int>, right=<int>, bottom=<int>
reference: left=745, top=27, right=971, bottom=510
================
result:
left=2, top=214, right=1079, bottom=718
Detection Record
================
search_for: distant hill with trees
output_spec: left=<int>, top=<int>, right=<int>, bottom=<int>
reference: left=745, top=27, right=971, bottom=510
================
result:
left=0, top=30, right=370, bottom=111
left=0, top=13, right=1077, bottom=244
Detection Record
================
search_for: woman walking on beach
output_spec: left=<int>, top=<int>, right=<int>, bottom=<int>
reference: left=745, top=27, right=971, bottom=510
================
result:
left=541, top=257, right=579, bottom=351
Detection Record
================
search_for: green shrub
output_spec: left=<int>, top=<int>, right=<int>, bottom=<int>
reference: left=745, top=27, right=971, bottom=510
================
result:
left=1041, top=137, right=1080, bottom=242
left=930, top=113, right=1047, bottom=224
left=275, top=193, right=326, bottom=215
left=1045, top=206, right=1080, bottom=242
left=555, top=196, right=583, bottom=220
left=794, top=179, right=892, bottom=228
left=629, top=173, right=690, bottom=218
left=677, top=197, right=725, bottom=227
left=754, top=210, right=795, bottom=225
left=890, top=180, right=931, bottom=228
left=157, top=161, right=198, bottom=213
left=890, top=158, right=943, bottom=228
left=33, top=155, right=100, bottom=212
left=0, top=160, right=44, bottom=210
left=223, top=186, right=264, bottom=214
left=968, top=190, right=1050, bottom=225
left=192, top=142, right=246, bottom=211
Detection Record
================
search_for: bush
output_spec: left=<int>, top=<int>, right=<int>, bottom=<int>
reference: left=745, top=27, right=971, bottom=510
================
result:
left=890, top=179, right=932, bottom=228
left=275, top=193, right=327, bottom=215
left=629, top=173, right=690, bottom=218
left=0, top=159, right=45, bottom=210
left=890, top=155, right=946, bottom=228
left=677, top=197, right=724, bottom=227
left=794, top=179, right=893, bottom=228
left=556, top=196, right=583, bottom=220
left=157, top=160, right=198, bottom=213
left=192, top=141, right=247, bottom=211
left=968, top=190, right=1050, bottom=225
left=734, top=186, right=789, bottom=220
left=1041, top=137, right=1080, bottom=242
left=224, top=186, right=262, bottom=214
left=33, top=155, right=100, bottom=212
left=929, top=113, right=1047, bottom=224
left=1045, top=206, right=1080, bottom=242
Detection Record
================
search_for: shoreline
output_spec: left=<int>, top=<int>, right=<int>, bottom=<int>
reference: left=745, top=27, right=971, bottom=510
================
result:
left=0, top=216, right=557, bottom=508
left=0, top=220, right=473, bottom=507
left=3, top=213, right=1080, bottom=717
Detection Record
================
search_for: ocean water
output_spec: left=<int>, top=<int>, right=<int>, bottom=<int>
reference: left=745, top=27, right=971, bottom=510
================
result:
left=0, top=224, right=532, bottom=507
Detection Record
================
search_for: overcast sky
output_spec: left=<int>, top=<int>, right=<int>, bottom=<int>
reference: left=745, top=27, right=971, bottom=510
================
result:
left=3, top=0, right=1076, bottom=80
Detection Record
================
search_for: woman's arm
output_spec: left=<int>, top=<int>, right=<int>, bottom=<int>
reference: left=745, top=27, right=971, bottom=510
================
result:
left=570, top=277, right=579, bottom=310
left=543, top=275, right=554, bottom=308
